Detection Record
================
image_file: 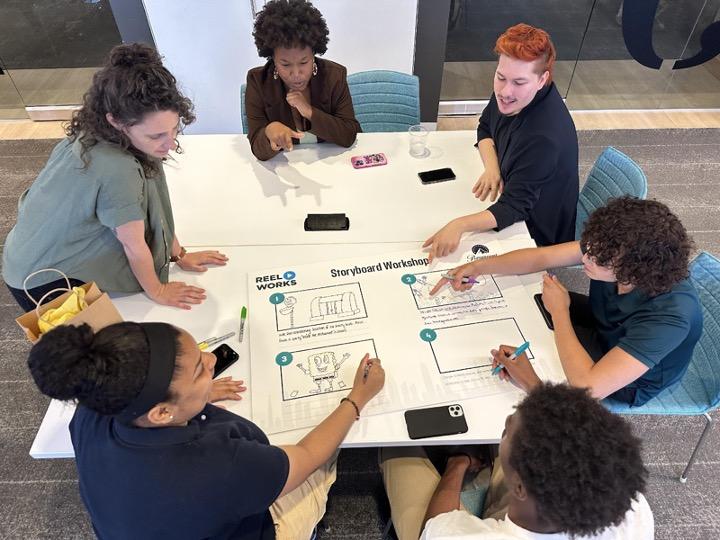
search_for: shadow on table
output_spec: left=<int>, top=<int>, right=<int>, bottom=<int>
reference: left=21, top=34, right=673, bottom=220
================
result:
left=248, top=152, right=333, bottom=207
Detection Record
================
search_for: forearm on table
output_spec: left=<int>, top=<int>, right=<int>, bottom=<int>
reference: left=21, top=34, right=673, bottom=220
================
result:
left=472, top=245, right=562, bottom=275
left=249, top=125, right=280, bottom=161
left=477, top=138, right=500, bottom=172
left=552, top=310, right=596, bottom=387
left=123, top=243, right=163, bottom=296
left=454, top=210, right=498, bottom=233
left=423, top=460, right=468, bottom=525
left=309, top=108, right=359, bottom=147
left=171, top=236, right=182, bottom=259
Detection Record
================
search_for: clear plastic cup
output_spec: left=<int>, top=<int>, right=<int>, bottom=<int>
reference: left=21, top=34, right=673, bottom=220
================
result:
left=409, top=124, right=428, bottom=157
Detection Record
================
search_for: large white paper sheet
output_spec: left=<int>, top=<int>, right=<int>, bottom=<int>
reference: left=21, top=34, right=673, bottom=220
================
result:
left=249, top=236, right=563, bottom=434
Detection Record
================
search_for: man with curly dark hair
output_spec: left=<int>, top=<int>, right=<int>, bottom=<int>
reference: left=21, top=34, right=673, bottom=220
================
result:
left=245, top=0, right=360, bottom=160
left=381, top=383, right=652, bottom=539
left=432, top=196, right=703, bottom=406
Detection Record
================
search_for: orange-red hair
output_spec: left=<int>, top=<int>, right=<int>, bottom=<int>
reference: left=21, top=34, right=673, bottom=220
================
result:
left=494, top=23, right=556, bottom=85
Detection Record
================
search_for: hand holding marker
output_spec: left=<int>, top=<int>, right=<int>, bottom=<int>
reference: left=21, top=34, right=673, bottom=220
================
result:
left=492, top=341, right=530, bottom=375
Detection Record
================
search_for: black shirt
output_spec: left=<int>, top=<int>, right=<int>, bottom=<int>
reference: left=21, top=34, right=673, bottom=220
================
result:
left=70, top=404, right=289, bottom=539
left=477, top=83, right=579, bottom=246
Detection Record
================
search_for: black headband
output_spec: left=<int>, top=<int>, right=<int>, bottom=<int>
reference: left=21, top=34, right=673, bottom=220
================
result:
left=115, top=323, right=177, bottom=424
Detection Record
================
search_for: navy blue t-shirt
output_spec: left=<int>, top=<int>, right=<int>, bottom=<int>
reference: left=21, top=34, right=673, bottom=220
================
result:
left=69, top=404, right=289, bottom=539
left=590, top=278, right=703, bottom=406
left=477, top=83, right=579, bottom=246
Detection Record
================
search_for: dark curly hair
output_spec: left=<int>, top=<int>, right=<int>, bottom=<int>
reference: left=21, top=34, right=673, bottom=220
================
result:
left=581, top=196, right=693, bottom=296
left=509, top=383, right=647, bottom=537
left=28, top=323, right=181, bottom=416
left=66, top=43, right=195, bottom=178
left=253, top=0, right=329, bottom=58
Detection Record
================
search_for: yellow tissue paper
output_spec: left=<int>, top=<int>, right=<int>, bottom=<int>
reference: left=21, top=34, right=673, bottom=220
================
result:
left=38, top=287, right=88, bottom=334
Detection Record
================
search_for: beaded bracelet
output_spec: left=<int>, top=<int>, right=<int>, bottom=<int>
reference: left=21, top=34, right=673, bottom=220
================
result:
left=340, top=397, right=360, bottom=420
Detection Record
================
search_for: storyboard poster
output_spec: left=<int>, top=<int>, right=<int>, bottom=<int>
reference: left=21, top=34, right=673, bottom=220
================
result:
left=248, top=236, right=564, bottom=434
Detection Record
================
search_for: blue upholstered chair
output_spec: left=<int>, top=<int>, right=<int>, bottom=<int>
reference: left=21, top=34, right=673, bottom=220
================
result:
left=604, top=251, right=720, bottom=483
left=576, top=147, right=648, bottom=240
left=240, top=84, right=248, bottom=134
left=346, top=70, right=420, bottom=132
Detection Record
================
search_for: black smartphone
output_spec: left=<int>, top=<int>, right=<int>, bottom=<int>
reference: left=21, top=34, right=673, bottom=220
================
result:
left=534, top=293, right=554, bottom=330
left=211, top=343, right=240, bottom=377
left=418, top=168, right=456, bottom=184
left=404, top=404, right=468, bottom=440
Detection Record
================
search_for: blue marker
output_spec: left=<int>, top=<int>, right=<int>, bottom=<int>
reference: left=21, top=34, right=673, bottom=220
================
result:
left=441, top=272, right=480, bottom=285
left=492, top=341, right=530, bottom=375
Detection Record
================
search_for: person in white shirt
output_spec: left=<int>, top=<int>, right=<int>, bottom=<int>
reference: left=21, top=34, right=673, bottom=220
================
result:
left=381, top=383, right=653, bottom=540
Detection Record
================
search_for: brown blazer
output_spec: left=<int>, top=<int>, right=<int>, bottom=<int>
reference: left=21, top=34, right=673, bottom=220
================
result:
left=245, top=57, right=361, bottom=161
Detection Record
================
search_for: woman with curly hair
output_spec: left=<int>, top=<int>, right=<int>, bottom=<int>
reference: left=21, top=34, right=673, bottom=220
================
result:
left=382, top=383, right=652, bottom=540
left=246, top=0, right=361, bottom=160
left=432, top=196, right=703, bottom=406
left=28, top=322, right=384, bottom=539
left=2, top=43, right=227, bottom=312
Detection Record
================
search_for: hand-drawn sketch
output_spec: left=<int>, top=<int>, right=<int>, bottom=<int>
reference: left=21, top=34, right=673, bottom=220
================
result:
left=278, top=296, right=297, bottom=327
left=297, top=351, right=351, bottom=393
left=408, top=270, right=502, bottom=310
left=275, top=282, right=368, bottom=331
left=310, top=292, right=361, bottom=321
left=428, top=317, right=534, bottom=374
left=280, top=339, right=377, bottom=401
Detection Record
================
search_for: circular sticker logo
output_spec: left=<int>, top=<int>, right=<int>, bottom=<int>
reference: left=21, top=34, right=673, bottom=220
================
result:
left=472, top=244, right=490, bottom=255
left=269, top=292, right=285, bottom=304
left=283, top=270, right=296, bottom=280
left=420, top=328, right=437, bottom=342
left=401, top=274, right=417, bottom=285
left=276, top=352, right=293, bottom=366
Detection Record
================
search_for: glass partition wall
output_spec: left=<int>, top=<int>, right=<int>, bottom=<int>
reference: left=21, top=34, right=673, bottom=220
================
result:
left=0, top=0, right=122, bottom=120
left=440, top=0, right=720, bottom=112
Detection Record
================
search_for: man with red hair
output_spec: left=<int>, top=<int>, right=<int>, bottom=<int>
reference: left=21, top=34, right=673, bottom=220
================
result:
left=425, top=24, right=578, bottom=258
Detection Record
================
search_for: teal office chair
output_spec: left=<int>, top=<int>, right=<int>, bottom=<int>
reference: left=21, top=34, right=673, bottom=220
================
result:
left=604, top=251, right=720, bottom=483
left=240, top=84, right=248, bottom=134
left=347, top=70, right=420, bottom=132
left=576, top=147, right=648, bottom=240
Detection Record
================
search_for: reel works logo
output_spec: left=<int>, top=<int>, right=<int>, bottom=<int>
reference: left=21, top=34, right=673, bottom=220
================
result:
left=255, top=270, right=297, bottom=290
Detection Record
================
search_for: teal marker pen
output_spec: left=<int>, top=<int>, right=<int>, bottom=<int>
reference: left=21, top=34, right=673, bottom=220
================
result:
left=492, top=341, right=530, bottom=375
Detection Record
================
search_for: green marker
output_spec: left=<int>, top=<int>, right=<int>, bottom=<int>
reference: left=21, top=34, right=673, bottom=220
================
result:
left=239, top=306, right=248, bottom=342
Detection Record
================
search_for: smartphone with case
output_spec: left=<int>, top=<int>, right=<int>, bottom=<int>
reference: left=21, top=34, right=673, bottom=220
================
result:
left=351, top=153, right=388, bottom=169
left=534, top=293, right=554, bottom=330
left=211, top=343, right=240, bottom=377
left=419, top=168, right=456, bottom=184
left=404, top=404, right=468, bottom=440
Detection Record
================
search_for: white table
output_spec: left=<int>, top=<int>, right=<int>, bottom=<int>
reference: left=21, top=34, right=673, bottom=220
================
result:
left=30, top=132, right=561, bottom=458
left=167, top=131, right=491, bottom=246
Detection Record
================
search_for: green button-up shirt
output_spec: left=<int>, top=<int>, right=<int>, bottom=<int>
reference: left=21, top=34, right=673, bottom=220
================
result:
left=2, top=137, right=175, bottom=292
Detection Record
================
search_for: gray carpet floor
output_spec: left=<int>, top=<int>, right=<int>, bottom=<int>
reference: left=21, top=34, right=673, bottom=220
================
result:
left=1, top=130, right=719, bottom=539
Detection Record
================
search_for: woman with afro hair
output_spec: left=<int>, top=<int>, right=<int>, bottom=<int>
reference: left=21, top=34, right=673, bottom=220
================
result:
left=432, top=196, right=703, bottom=407
left=246, top=0, right=361, bottom=160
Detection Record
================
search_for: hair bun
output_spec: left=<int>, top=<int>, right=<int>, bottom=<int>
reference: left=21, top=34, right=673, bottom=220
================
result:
left=28, top=324, right=98, bottom=402
left=108, top=43, right=162, bottom=68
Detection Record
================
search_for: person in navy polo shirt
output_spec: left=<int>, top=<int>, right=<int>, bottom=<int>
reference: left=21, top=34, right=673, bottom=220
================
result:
left=432, top=197, right=703, bottom=406
left=424, top=23, right=578, bottom=261
left=28, top=322, right=384, bottom=539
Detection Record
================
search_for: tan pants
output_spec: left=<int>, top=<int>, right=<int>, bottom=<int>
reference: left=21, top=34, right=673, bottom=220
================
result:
left=379, top=447, right=510, bottom=540
left=270, top=454, right=338, bottom=540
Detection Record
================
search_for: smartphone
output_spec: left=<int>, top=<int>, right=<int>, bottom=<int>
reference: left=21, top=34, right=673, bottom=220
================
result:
left=351, top=153, right=388, bottom=169
left=404, top=404, right=468, bottom=440
left=211, top=343, right=240, bottom=377
left=419, top=168, right=456, bottom=184
left=534, top=293, right=554, bottom=330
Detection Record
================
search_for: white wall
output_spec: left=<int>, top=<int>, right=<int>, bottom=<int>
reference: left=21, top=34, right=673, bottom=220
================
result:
left=143, top=0, right=417, bottom=134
